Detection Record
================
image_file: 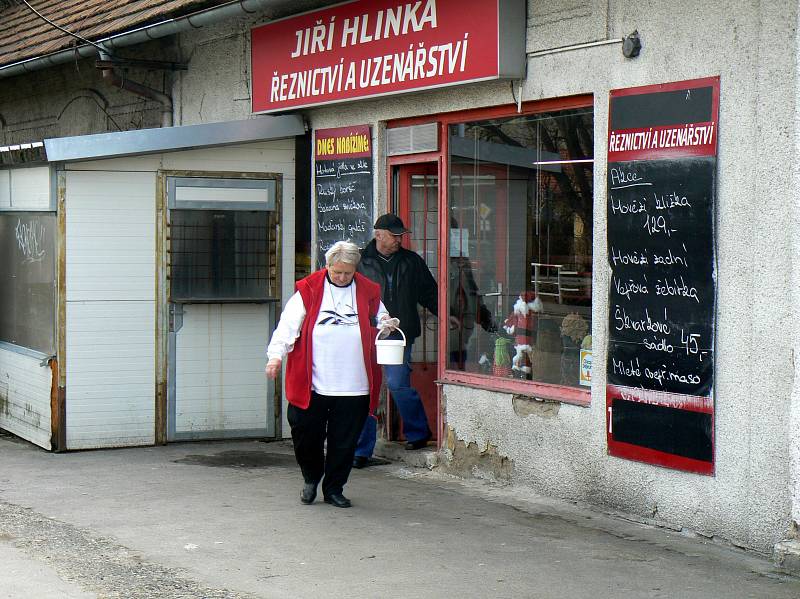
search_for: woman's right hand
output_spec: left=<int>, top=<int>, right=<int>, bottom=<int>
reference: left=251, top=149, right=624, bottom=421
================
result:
left=265, top=358, right=282, bottom=379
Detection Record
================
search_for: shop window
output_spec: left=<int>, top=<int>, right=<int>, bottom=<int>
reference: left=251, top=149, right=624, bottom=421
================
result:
left=0, top=211, right=56, bottom=354
left=446, top=108, right=593, bottom=391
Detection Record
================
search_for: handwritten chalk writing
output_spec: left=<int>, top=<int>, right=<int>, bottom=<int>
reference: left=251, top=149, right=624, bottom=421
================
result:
left=319, top=219, right=345, bottom=233
left=612, top=357, right=640, bottom=378
left=610, top=246, right=649, bottom=266
left=339, top=182, right=356, bottom=193
left=680, top=329, right=702, bottom=357
left=654, top=191, right=691, bottom=210
left=610, top=167, right=650, bottom=188
left=652, top=247, right=688, bottom=267
left=644, top=366, right=667, bottom=386
left=613, top=306, right=672, bottom=335
left=15, top=219, right=46, bottom=263
left=316, top=162, right=336, bottom=177
left=342, top=199, right=367, bottom=211
left=317, top=184, right=336, bottom=197
left=654, top=276, right=699, bottom=303
left=643, top=337, right=674, bottom=354
left=348, top=220, right=366, bottom=236
left=643, top=214, right=676, bottom=237
left=610, top=195, right=648, bottom=215
left=613, top=276, right=649, bottom=301
left=318, top=203, right=340, bottom=213
left=667, top=371, right=701, bottom=385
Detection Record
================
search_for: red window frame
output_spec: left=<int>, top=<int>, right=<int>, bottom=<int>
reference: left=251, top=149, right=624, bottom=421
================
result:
left=387, top=95, right=594, bottom=407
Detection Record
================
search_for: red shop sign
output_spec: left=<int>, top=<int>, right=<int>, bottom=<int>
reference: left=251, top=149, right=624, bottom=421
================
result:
left=251, top=0, right=525, bottom=113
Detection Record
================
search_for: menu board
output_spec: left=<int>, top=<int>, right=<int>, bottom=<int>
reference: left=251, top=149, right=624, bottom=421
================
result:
left=606, top=77, right=719, bottom=475
left=314, top=125, right=373, bottom=269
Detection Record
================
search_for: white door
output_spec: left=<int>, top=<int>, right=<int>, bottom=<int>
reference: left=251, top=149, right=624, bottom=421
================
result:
left=166, top=177, right=277, bottom=440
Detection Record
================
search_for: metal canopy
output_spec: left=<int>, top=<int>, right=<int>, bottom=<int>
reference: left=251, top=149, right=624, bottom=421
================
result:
left=43, top=115, right=305, bottom=162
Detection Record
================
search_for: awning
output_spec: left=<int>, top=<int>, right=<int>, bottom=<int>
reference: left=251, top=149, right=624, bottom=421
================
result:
left=43, top=115, right=306, bottom=162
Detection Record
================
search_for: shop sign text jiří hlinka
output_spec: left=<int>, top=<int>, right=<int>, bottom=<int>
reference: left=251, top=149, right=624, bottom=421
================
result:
left=250, top=0, right=525, bottom=113
left=606, top=77, right=719, bottom=475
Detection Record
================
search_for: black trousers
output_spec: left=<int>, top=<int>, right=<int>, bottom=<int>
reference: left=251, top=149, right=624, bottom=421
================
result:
left=287, top=392, right=370, bottom=497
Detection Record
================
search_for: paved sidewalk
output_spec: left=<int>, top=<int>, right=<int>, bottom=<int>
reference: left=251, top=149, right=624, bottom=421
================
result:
left=0, top=432, right=798, bottom=598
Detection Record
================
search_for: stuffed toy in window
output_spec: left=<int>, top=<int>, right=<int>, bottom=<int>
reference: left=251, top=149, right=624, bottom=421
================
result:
left=502, top=291, right=543, bottom=376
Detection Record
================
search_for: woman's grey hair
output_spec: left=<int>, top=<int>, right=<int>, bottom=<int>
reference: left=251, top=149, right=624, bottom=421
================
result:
left=325, top=240, right=362, bottom=267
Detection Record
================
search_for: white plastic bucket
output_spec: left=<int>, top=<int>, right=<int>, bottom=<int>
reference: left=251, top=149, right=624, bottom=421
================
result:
left=375, top=327, right=406, bottom=365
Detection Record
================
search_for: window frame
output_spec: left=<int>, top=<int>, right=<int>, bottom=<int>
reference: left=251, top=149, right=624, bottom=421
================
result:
left=387, top=95, right=594, bottom=406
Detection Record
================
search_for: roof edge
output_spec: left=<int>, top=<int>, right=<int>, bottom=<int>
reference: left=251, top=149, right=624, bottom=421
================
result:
left=43, top=115, right=306, bottom=162
left=0, top=0, right=282, bottom=79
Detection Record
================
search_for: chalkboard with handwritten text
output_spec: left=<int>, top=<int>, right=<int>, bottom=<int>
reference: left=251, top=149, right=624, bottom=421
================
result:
left=607, top=158, right=715, bottom=396
left=606, top=77, right=719, bottom=475
left=314, top=125, right=373, bottom=270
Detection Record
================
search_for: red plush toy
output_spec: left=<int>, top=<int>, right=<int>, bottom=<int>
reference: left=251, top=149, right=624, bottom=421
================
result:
left=502, top=292, right=543, bottom=375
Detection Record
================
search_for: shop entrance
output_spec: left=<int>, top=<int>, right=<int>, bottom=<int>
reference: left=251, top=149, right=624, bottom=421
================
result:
left=391, top=163, right=439, bottom=443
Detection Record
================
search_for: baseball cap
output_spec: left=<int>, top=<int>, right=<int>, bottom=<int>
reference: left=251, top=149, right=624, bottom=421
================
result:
left=374, top=213, right=411, bottom=235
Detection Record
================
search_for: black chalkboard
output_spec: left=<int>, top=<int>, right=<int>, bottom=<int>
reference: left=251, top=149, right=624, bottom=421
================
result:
left=606, top=157, right=716, bottom=396
left=314, top=126, right=374, bottom=269
left=0, top=212, right=56, bottom=354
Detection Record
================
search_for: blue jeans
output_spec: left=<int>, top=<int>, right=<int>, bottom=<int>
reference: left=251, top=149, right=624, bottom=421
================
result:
left=355, top=343, right=432, bottom=458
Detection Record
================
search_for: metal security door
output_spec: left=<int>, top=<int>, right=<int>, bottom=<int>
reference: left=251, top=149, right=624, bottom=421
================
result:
left=166, top=177, right=277, bottom=441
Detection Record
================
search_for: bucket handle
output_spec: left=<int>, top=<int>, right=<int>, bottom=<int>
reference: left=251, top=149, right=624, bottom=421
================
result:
left=375, top=326, right=406, bottom=344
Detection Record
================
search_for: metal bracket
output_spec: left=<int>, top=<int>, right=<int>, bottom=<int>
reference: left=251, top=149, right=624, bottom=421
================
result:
left=169, top=303, right=184, bottom=333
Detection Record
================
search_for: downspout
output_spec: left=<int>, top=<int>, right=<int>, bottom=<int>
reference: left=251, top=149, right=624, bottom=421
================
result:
left=97, top=50, right=173, bottom=127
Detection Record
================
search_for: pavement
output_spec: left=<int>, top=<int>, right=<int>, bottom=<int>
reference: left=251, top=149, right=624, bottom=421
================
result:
left=0, top=431, right=799, bottom=599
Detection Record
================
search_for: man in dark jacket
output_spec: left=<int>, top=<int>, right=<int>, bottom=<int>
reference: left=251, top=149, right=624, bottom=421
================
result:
left=353, top=214, right=438, bottom=467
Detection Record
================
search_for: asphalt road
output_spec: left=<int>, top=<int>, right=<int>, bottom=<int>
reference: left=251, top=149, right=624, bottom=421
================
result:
left=0, top=432, right=798, bottom=598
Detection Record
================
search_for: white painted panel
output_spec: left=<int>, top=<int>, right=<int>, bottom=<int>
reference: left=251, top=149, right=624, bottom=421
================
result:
left=66, top=301, right=155, bottom=449
left=65, top=155, right=163, bottom=172
left=175, top=186, right=269, bottom=204
left=0, top=346, right=52, bottom=450
left=175, top=303, right=269, bottom=433
left=8, top=167, right=50, bottom=209
left=0, top=170, right=9, bottom=208
left=161, top=141, right=295, bottom=174
left=65, top=171, right=156, bottom=302
left=65, top=169, right=156, bottom=449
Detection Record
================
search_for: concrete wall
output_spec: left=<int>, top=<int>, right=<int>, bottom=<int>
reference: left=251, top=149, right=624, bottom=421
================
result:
left=301, top=0, right=797, bottom=555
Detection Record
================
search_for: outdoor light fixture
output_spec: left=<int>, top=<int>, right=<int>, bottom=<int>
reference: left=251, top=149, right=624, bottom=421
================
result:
left=623, top=30, right=642, bottom=58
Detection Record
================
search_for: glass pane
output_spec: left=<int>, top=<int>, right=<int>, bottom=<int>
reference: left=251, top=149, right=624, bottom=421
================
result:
left=447, top=109, right=594, bottom=388
left=170, top=210, right=271, bottom=300
left=407, top=173, right=438, bottom=364
left=0, top=212, right=56, bottom=353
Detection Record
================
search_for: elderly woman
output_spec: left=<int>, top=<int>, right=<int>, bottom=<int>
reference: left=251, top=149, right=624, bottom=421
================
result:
left=266, top=241, right=390, bottom=508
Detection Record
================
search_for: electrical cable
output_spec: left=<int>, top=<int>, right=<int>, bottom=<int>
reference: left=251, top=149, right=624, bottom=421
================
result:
left=15, top=0, right=112, bottom=56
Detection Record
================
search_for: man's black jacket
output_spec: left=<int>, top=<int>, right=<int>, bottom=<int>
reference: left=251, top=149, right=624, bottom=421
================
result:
left=358, top=239, right=438, bottom=341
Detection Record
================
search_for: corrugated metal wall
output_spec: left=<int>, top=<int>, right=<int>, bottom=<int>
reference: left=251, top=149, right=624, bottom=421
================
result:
left=64, top=170, right=156, bottom=449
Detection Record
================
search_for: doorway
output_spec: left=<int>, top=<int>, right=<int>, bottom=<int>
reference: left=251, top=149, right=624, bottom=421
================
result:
left=392, top=163, right=439, bottom=443
left=165, top=176, right=278, bottom=441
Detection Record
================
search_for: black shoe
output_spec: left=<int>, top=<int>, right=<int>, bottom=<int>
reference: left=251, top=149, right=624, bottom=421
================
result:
left=405, top=436, right=431, bottom=450
left=300, top=482, right=317, bottom=505
left=352, top=456, right=369, bottom=469
left=324, top=493, right=352, bottom=508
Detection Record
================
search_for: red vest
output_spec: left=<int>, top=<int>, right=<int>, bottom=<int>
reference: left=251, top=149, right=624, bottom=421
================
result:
left=284, top=269, right=383, bottom=412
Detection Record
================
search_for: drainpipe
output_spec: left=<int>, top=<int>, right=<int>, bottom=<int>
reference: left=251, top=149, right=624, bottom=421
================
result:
left=97, top=51, right=173, bottom=127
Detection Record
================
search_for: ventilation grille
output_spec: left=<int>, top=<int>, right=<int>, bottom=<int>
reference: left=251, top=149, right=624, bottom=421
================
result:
left=386, top=122, right=438, bottom=156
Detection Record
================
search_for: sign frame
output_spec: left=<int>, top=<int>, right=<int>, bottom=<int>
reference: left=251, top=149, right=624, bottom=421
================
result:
left=250, top=0, right=525, bottom=114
